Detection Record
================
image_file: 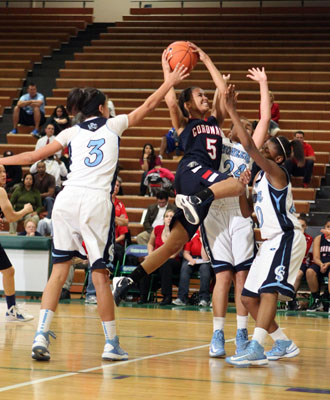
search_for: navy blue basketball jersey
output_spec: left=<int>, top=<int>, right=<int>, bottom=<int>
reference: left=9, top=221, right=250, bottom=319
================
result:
left=320, top=234, right=330, bottom=263
left=179, top=116, right=223, bottom=170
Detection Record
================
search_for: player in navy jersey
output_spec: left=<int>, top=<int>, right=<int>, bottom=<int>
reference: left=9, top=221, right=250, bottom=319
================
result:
left=223, top=84, right=306, bottom=367
left=113, top=44, right=246, bottom=306
left=306, top=217, right=330, bottom=312
left=0, top=56, right=189, bottom=362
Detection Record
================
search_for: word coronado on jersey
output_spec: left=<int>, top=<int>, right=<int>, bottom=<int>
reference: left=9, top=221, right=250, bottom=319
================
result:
left=191, top=123, right=222, bottom=137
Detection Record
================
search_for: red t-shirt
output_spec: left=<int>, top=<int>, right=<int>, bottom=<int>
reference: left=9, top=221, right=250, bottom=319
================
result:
left=303, top=142, right=315, bottom=157
left=303, top=232, right=313, bottom=265
left=115, top=224, right=128, bottom=245
left=154, top=225, right=165, bottom=250
left=139, top=155, right=162, bottom=170
left=113, top=197, right=128, bottom=218
left=184, top=231, right=202, bottom=257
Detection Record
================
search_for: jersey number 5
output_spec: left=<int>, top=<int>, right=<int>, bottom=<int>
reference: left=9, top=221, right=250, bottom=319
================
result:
left=206, top=138, right=217, bottom=160
left=84, top=138, right=105, bottom=167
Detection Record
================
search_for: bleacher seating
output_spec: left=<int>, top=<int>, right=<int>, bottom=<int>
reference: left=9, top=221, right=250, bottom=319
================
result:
left=3, top=5, right=330, bottom=241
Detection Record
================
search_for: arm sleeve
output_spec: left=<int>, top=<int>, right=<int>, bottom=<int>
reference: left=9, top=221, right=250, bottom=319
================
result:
left=107, top=115, right=129, bottom=138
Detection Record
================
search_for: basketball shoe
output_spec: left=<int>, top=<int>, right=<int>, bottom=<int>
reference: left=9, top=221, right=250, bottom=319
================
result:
left=175, top=194, right=201, bottom=225
left=226, top=340, right=268, bottom=367
left=6, top=305, right=34, bottom=322
left=209, top=329, right=225, bottom=357
left=32, top=331, right=56, bottom=361
left=113, top=277, right=134, bottom=306
left=235, top=328, right=249, bottom=354
left=266, top=340, right=300, bottom=361
left=102, top=336, right=128, bottom=361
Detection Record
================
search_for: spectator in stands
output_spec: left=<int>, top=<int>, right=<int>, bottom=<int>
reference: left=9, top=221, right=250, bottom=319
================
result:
left=33, top=160, right=56, bottom=219
left=30, top=155, right=68, bottom=189
left=159, top=127, right=183, bottom=160
left=139, top=143, right=162, bottom=196
left=10, top=82, right=46, bottom=137
left=173, top=228, right=212, bottom=307
left=3, top=151, right=22, bottom=194
left=112, top=177, right=129, bottom=268
left=35, top=123, right=62, bottom=159
left=136, top=190, right=176, bottom=245
left=60, top=258, right=89, bottom=300
left=286, top=215, right=313, bottom=310
left=0, top=165, right=34, bottom=321
left=284, top=130, right=315, bottom=188
left=9, top=172, right=43, bottom=234
left=108, top=99, right=116, bottom=118
left=18, top=218, right=41, bottom=237
left=306, top=216, right=330, bottom=312
left=44, top=105, right=70, bottom=136
left=147, top=209, right=182, bottom=305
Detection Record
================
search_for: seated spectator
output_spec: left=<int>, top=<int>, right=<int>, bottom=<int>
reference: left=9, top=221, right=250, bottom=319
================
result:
left=112, top=177, right=129, bottom=267
left=18, top=218, right=42, bottom=237
left=136, top=190, right=176, bottom=245
left=159, top=127, right=183, bottom=160
left=30, top=155, right=68, bottom=189
left=139, top=143, right=162, bottom=196
left=141, top=209, right=181, bottom=305
left=173, top=228, right=212, bottom=307
left=35, top=123, right=62, bottom=159
left=9, top=172, right=43, bottom=234
left=306, top=217, right=330, bottom=312
left=44, top=105, right=70, bottom=136
left=284, top=130, right=315, bottom=188
left=33, top=160, right=56, bottom=219
left=37, top=217, right=53, bottom=237
left=287, top=215, right=313, bottom=310
left=108, top=99, right=116, bottom=118
left=3, top=151, right=22, bottom=194
left=60, top=258, right=89, bottom=300
left=10, top=82, right=46, bottom=137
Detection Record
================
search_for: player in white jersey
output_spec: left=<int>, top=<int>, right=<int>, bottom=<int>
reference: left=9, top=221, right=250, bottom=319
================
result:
left=0, top=58, right=189, bottom=362
left=224, top=83, right=306, bottom=367
left=205, top=68, right=271, bottom=358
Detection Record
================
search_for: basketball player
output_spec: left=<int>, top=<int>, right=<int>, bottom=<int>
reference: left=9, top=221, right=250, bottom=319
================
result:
left=0, top=56, right=189, bottom=362
left=0, top=165, right=34, bottom=322
left=113, top=44, right=246, bottom=306
left=206, top=68, right=270, bottom=357
left=223, top=85, right=306, bottom=367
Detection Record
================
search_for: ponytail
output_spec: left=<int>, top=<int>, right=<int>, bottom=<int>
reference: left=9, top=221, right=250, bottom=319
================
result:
left=290, top=139, right=305, bottom=165
left=66, top=87, right=106, bottom=120
left=178, top=87, right=197, bottom=118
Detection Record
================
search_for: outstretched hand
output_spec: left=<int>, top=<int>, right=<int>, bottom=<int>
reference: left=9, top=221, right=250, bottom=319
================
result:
left=162, top=49, right=172, bottom=78
left=188, top=42, right=208, bottom=63
left=224, top=84, right=238, bottom=113
left=166, top=63, right=189, bottom=86
left=239, top=169, right=251, bottom=185
left=247, top=67, right=267, bottom=83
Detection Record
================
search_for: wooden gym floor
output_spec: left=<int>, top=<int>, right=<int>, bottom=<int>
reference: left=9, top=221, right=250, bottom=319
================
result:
left=0, top=300, right=329, bottom=400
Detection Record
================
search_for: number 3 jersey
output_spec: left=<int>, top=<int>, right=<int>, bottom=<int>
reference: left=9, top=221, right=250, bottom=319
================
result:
left=55, top=115, right=128, bottom=192
left=252, top=168, right=301, bottom=239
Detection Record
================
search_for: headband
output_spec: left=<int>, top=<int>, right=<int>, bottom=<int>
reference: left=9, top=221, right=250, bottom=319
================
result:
left=276, top=137, right=287, bottom=160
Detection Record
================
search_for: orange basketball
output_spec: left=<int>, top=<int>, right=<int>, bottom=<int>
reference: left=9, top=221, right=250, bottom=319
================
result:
left=166, top=41, right=198, bottom=74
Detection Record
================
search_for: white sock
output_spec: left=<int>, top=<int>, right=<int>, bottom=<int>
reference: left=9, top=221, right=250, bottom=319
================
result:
left=252, top=327, right=268, bottom=346
left=37, top=309, right=54, bottom=333
left=213, top=317, right=225, bottom=332
left=236, top=315, right=248, bottom=330
left=102, top=320, right=116, bottom=341
left=270, top=327, right=289, bottom=342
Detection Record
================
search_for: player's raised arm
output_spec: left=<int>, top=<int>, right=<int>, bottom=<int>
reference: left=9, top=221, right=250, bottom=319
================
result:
left=127, top=57, right=189, bottom=128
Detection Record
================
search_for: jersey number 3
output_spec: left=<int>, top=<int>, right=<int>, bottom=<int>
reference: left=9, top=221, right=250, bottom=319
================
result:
left=84, top=139, right=105, bottom=167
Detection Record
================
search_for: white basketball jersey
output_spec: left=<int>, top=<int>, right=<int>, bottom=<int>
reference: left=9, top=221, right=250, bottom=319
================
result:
left=212, top=137, right=252, bottom=210
left=55, top=115, right=128, bottom=192
left=252, top=169, right=301, bottom=239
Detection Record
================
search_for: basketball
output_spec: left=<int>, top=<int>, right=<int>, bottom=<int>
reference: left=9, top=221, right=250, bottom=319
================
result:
left=166, top=41, right=198, bottom=73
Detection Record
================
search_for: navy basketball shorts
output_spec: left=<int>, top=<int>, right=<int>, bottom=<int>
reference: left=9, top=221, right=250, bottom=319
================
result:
left=0, top=242, right=12, bottom=271
left=171, top=159, right=229, bottom=239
